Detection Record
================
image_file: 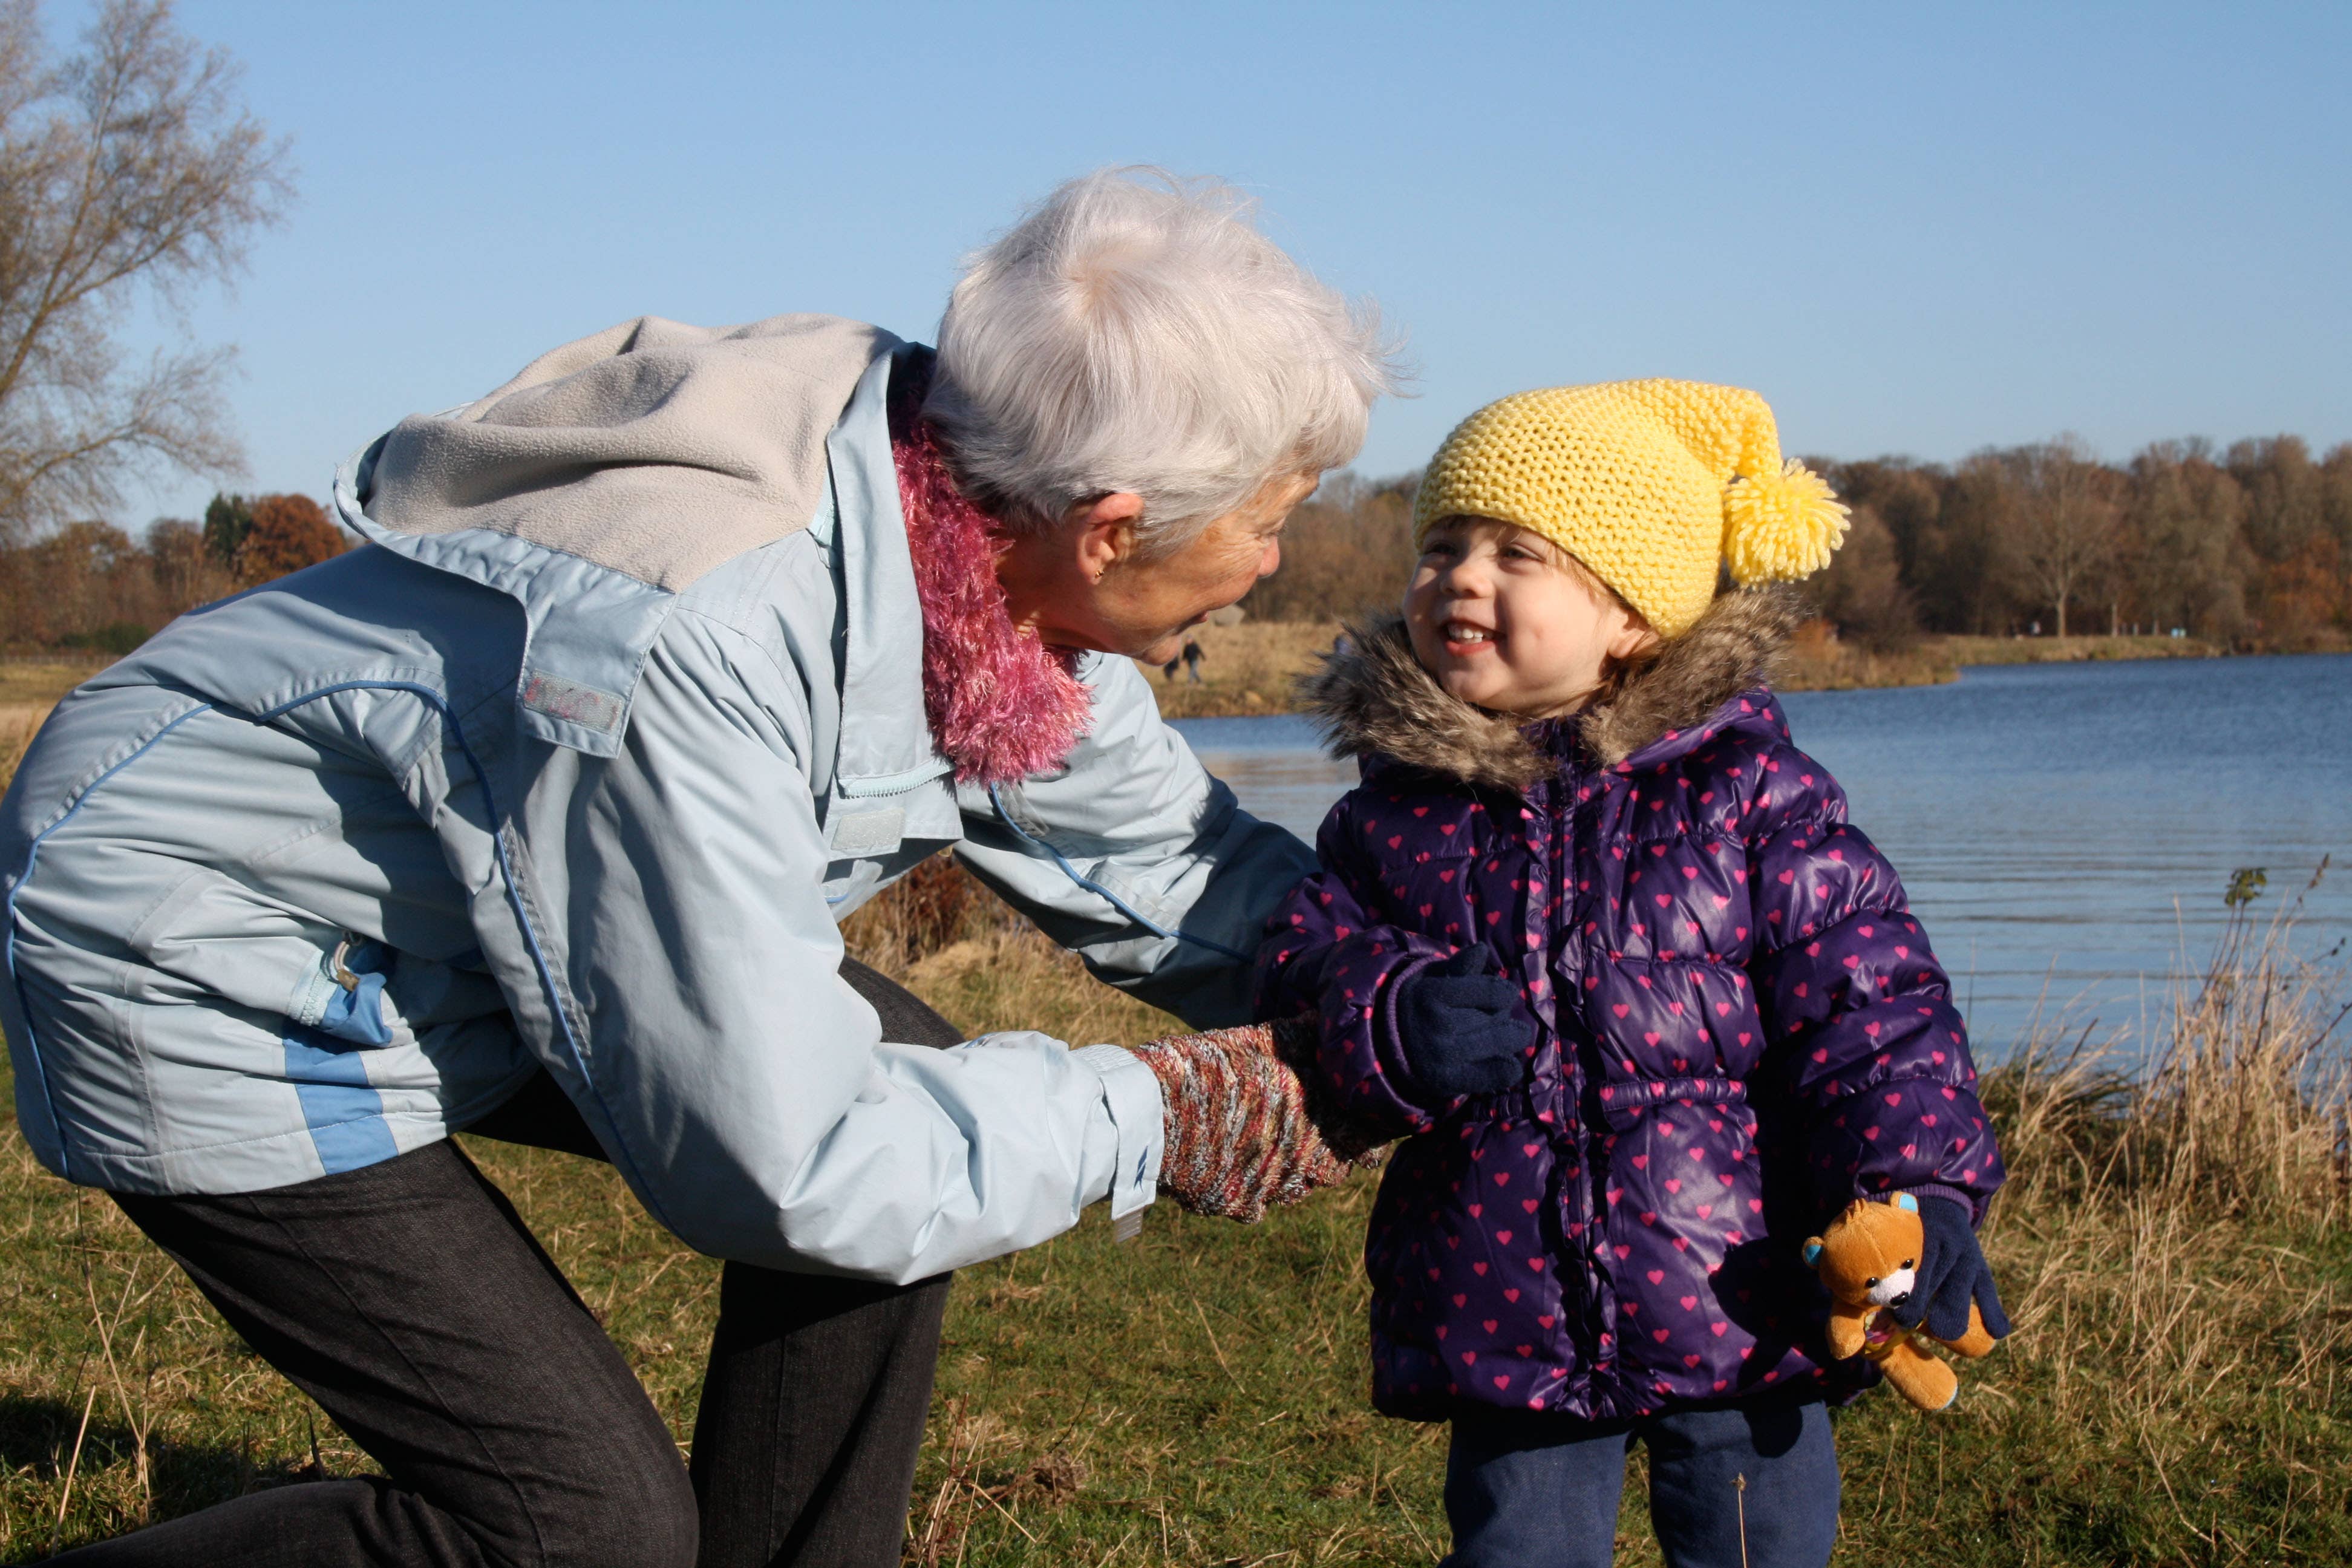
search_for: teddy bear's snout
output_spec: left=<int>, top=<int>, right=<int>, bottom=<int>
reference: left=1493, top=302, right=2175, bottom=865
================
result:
left=1867, top=1267, right=1918, bottom=1307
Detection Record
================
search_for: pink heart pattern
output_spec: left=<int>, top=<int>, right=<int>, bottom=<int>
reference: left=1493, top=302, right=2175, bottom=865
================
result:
left=1254, top=687, right=2005, bottom=1420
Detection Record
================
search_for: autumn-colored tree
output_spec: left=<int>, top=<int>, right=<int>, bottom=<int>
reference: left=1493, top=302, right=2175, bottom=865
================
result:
left=234, top=492, right=344, bottom=584
left=1831, top=455, right=2025, bottom=635
left=2122, top=443, right=2246, bottom=640
left=28, top=518, right=133, bottom=634
left=2226, top=437, right=2352, bottom=644
left=1215, top=440, right=2352, bottom=652
left=1809, top=503, right=1919, bottom=650
left=15, top=440, right=2337, bottom=657
left=0, top=515, right=154, bottom=644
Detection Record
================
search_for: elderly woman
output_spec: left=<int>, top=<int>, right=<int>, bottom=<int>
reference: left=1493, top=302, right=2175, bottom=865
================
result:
left=5, top=171, right=1394, bottom=1567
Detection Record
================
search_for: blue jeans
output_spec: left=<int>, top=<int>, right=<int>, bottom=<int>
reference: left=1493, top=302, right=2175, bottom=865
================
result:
left=1442, top=1400, right=1839, bottom=1568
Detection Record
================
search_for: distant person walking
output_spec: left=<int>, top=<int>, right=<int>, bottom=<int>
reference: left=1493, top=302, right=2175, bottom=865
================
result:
left=5, top=170, right=1395, bottom=1568
left=1182, top=636, right=1206, bottom=682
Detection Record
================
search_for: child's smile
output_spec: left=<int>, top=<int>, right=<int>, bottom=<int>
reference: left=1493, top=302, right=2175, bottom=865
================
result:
left=1437, top=615, right=1498, bottom=656
left=1404, top=515, right=1657, bottom=719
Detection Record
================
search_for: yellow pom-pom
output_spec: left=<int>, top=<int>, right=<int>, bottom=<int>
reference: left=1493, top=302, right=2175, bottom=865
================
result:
left=1722, top=460, right=1849, bottom=584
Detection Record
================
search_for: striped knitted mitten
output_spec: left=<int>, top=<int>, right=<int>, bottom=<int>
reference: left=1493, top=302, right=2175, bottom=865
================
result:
left=1128, top=1019, right=1368, bottom=1223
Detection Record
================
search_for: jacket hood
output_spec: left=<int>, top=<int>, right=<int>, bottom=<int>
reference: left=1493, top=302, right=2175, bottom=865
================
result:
left=361, top=314, right=901, bottom=592
left=1297, top=584, right=1808, bottom=789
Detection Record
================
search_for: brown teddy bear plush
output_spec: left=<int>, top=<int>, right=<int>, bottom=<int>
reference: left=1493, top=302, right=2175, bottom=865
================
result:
left=1803, top=1193, right=1998, bottom=1411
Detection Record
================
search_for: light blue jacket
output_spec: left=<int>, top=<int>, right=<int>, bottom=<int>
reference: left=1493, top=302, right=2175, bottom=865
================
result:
left=0, top=339, right=1314, bottom=1282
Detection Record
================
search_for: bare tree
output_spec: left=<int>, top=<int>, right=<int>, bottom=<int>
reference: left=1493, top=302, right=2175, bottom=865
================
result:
left=0, top=0, right=292, bottom=540
left=2008, top=434, right=2118, bottom=638
left=144, top=514, right=218, bottom=604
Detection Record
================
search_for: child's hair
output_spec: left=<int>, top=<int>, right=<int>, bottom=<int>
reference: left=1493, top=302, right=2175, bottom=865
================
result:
left=1561, top=548, right=1662, bottom=708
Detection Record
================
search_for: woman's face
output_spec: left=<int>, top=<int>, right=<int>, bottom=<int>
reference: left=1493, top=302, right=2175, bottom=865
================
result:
left=1403, top=515, right=1655, bottom=718
left=999, top=473, right=1317, bottom=664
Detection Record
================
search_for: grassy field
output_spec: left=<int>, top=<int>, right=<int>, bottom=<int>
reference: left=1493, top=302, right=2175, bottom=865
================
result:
left=1131, top=621, right=1344, bottom=720
left=0, top=662, right=108, bottom=786
left=1, top=662, right=2348, bottom=1563
left=4, top=848, right=2347, bottom=1564
left=0, top=662, right=111, bottom=705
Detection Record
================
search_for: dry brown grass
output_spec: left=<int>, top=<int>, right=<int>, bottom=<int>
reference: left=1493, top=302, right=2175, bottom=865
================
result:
left=1943, top=633, right=2229, bottom=667
left=3, top=745, right=2347, bottom=1560
left=1777, top=621, right=1959, bottom=692
left=1986, top=865, right=2351, bottom=1230
left=841, top=855, right=1184, bottom=1047
left=1937, top=873, right=2352, bottom=1563
left=1126, top=621, right=1341, bottom=719
left=0, top=661, right=107, bottom=705
left=0, top=702, right=56, bottom=786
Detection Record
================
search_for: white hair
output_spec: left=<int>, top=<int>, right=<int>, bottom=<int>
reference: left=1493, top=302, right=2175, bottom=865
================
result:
left=924, top=168, right=1403, bottom=555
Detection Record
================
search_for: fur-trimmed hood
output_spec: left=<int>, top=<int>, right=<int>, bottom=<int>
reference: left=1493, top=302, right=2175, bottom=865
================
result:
left=1296, top=584, right=1808, bottom=790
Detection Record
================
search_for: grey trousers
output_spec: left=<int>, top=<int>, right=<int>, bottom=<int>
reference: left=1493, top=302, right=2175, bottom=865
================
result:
left=52, top=958, right=961, bottom=1568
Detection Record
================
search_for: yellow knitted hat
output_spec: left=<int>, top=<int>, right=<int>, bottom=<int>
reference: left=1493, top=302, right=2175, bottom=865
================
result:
left=1412, top=379, right=1849, bottom=636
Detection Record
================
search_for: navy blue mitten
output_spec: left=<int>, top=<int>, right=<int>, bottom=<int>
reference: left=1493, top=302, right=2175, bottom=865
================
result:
left=1393, top=946, right=1534, bottom=1102
left=1892, top=1195, right=2013, bottom=1342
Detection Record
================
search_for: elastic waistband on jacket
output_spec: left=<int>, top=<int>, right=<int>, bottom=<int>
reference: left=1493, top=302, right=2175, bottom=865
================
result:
left=1594, top=1076, right=1746, bottom=1128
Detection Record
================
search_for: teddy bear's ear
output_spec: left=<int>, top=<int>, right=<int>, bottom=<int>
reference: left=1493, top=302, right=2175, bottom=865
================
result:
left=1802, top=1237, right=1824, bottom=1267
left=1893, top=1192, right=1919, bottom=1213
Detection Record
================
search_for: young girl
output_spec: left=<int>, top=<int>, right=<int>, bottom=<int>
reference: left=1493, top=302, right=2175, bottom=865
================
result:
left=1258, top=382, right=2011, bottom=1568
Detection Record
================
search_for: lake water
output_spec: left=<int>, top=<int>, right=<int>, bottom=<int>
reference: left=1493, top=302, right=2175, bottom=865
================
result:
left=1173, top=654, right=2352, bottom=1053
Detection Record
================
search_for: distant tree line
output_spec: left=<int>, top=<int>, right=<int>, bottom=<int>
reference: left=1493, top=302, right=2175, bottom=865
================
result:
left=1246, top=436, right=2352, bottom=652
left=0, top=0, right=302, bottom=656
left=0, top=493, right=346, bottom=653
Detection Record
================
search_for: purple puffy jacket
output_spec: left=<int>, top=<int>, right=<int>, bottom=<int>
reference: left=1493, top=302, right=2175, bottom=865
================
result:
left=1256, top=589, right=2004, bottom=1423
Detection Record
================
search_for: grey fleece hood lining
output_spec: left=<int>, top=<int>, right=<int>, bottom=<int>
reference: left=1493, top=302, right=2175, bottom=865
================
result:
left=360, top=315, right=903, bottom=592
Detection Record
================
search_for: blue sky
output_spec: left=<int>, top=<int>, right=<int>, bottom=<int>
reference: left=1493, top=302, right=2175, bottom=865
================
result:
left=84, top=0, right=2352, bottom=525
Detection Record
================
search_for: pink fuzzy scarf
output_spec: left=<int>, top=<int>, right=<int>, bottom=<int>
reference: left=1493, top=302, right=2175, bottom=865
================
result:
left=890, top=384, right=1095, bottom=785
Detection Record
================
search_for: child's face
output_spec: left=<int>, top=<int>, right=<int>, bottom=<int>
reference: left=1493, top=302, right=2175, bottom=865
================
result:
left=1403, top=516, right=1655, bottom=718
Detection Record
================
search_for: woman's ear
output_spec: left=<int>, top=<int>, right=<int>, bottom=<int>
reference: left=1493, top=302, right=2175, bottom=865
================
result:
left=1070, top=492, right=1146, bottom=583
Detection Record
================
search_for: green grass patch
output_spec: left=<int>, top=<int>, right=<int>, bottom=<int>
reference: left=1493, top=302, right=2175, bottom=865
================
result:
left=4, top=890, right=2348, bottom=1563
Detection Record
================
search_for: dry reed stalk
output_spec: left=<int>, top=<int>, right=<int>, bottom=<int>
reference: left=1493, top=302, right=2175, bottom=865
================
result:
left=2129, top=861, right=2351, bottom=1228
left=81, top=1255, right=168, bottom=1522
left=1958, top=871, right=2352, bottom=1557
left=1986, top=861, right=2348, bottom=1230
left=49, top=1383, right=97, bottom=1548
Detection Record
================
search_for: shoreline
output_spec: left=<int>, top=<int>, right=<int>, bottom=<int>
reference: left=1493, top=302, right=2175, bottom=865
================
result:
left=1139, top=626, right=2270, bottom=720
left=0, top=634, right=2314, bottom=729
